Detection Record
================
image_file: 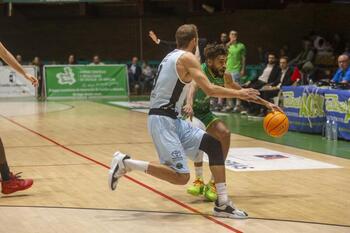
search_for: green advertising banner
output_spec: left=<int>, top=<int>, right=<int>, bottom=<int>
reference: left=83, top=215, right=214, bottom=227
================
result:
left=44, top=65, right=128, bottom=99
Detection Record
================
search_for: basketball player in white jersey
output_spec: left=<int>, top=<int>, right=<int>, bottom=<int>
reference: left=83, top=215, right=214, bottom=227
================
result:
left=0, top=41, right=37, bottom=194
left=108, top=24, right=260, bottom=218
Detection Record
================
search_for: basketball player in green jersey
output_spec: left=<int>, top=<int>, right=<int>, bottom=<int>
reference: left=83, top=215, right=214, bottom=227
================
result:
left=183, top=44, right=281, bottom=201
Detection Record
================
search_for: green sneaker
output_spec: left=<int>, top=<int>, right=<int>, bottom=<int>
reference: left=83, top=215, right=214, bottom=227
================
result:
left=187, top=177, right=204, bottom=196
left=204, top=181, right=217, bottom=202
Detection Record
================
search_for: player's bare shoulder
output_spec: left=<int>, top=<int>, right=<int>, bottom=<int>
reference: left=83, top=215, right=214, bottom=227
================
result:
left=176, top=52, right=199, bottom=83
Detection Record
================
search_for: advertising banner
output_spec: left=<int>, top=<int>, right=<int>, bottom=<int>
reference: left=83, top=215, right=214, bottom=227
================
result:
left=44, top=65, right=128, bottom=99
left=0, top=66, right=37, bottom=97
left=282, top=86, right=326, bottom=133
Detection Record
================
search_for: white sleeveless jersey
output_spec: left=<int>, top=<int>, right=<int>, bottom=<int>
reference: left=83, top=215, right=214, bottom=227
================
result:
left=149, top=49, right=189, bottom=118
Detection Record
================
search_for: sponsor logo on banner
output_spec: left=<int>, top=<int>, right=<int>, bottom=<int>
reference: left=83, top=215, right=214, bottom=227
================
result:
left=325, top=94, right=350, bottom=123
left=56, top=67, right=76, bottom=85
left=203, top=147, right=340, bottom=171
left=45, top=65, right=128, bottom=98
left=283, top=91, right=325, bottom=118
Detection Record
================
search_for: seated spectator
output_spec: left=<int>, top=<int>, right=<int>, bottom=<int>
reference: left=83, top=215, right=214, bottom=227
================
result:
left=258, top=56, right=300, bottom=116
left=242, top=52, right=280, bottom=115
left=269, top=56, right=300, bottom=88
left=245, top=52, right=280, bottom=89
left=332, top=54, right=350, bottom=83
left=142, top=61, right=154, bottom=93
left=128, top=56, right=142, bottom=94
left=67, top=54, right=76, bottom=65
left=90, top=55, right=104, bottom=65
left=289, top=39, right=315, bottom=73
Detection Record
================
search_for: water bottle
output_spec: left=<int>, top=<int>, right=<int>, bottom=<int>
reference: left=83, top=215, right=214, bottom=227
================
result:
left=308, top=78, right=314, bottom=86
left=331, top=119, right=338, bottom=141
left=325, top=117, right=332, bottom=140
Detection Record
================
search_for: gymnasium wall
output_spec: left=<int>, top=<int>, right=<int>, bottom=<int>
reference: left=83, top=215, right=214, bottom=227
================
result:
left=0, top=3, right=348, bottom=64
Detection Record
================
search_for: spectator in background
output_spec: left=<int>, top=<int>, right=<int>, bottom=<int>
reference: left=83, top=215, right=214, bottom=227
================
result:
left=332, top=54, right=350, bottom=83
left=225, top=30, right=246, bottom=112
left=270, top=56, right=300, bottom=88
left=128, top=56, right=142, bottom=94
left=289, top=39, right=315, bottom=73
left=219, top=32, right=228, bottom=46
left=67, top=54, right=76, bottom=65
left=242, top=52, right=280, bottom=116
left=15, top=54, right=23, bottom=64
left=259, top=56, right=300, bottom=116
left=142, top=61, right=154, bottom=93
left=245, top=53, right=280, bottom=90
left=90, top=55, right=104, bottom=65
left=142, top=60, right=153, bottom=79
left=31, top=56, right=43, bottom=99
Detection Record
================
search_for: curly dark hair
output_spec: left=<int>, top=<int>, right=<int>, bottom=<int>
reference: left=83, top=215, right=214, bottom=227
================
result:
left=204, top=43, right=228, bottom=60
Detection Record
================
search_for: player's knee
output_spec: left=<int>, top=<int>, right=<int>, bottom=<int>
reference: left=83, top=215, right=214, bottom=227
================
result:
left=218, top=128, right=230, bottom=141
left=199, top=134, right=225, bottom=166
left=174, top=173, right=190, bottom=185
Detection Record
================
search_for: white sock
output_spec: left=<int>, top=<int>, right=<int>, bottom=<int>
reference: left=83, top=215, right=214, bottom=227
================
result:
left=124, top=159, right=149, bottom=173
left=195, top=166, right=203, bottom=178
left=215, top=182, right=229, bottom=205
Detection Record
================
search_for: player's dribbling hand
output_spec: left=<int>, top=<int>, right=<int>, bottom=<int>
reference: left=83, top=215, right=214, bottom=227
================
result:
left=25, top=73, right=38, bottom=87
left=182, top=104, right=194, bottom=121
left=266, top=102, right=284, bottom=113
left=238, top=88, right=260, bottom=102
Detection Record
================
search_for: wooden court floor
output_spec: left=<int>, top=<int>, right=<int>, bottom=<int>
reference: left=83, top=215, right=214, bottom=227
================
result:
left=0, top=101, right=349, bottom=233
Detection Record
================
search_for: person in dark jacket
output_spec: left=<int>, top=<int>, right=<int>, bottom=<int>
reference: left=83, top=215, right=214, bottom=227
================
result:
left=242, top=52, right=280, bottom=115
left=128, top=56, right=142, bottom=93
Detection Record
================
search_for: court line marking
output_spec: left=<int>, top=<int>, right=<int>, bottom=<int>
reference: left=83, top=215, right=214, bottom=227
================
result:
left=0, top=114, right=242, bottom=233
left=0, top=102, right=74, bottom=117
left=5, top=141, right=153, bottom=149
left=0, top=205, right=349, bottom=229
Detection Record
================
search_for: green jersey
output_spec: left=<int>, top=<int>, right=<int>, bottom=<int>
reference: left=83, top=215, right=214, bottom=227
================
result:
left=193, top=63, right=224, bottom=115
left=226, top=42, right=246, bottom=73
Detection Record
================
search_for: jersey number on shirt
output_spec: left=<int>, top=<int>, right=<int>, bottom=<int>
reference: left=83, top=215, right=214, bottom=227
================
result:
left=152, top=64, right=163, bottom=91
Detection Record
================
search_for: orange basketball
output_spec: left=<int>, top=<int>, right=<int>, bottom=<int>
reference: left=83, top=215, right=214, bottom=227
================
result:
left=263, top=111, right=289, bottom=137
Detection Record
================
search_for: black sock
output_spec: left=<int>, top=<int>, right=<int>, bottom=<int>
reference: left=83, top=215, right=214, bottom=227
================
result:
left=0, top=162, right=10, bottom=181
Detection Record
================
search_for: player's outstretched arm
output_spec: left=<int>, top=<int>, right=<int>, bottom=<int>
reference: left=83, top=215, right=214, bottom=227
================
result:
left=252, top=96, right=283, bottom=113
left=223, top=72, right=282, bottom=112
left=0, top=42, right=38, bottom=86
left=224, top=73, right=241, bottom=90
left=182, top=53, right=259, bottom=102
